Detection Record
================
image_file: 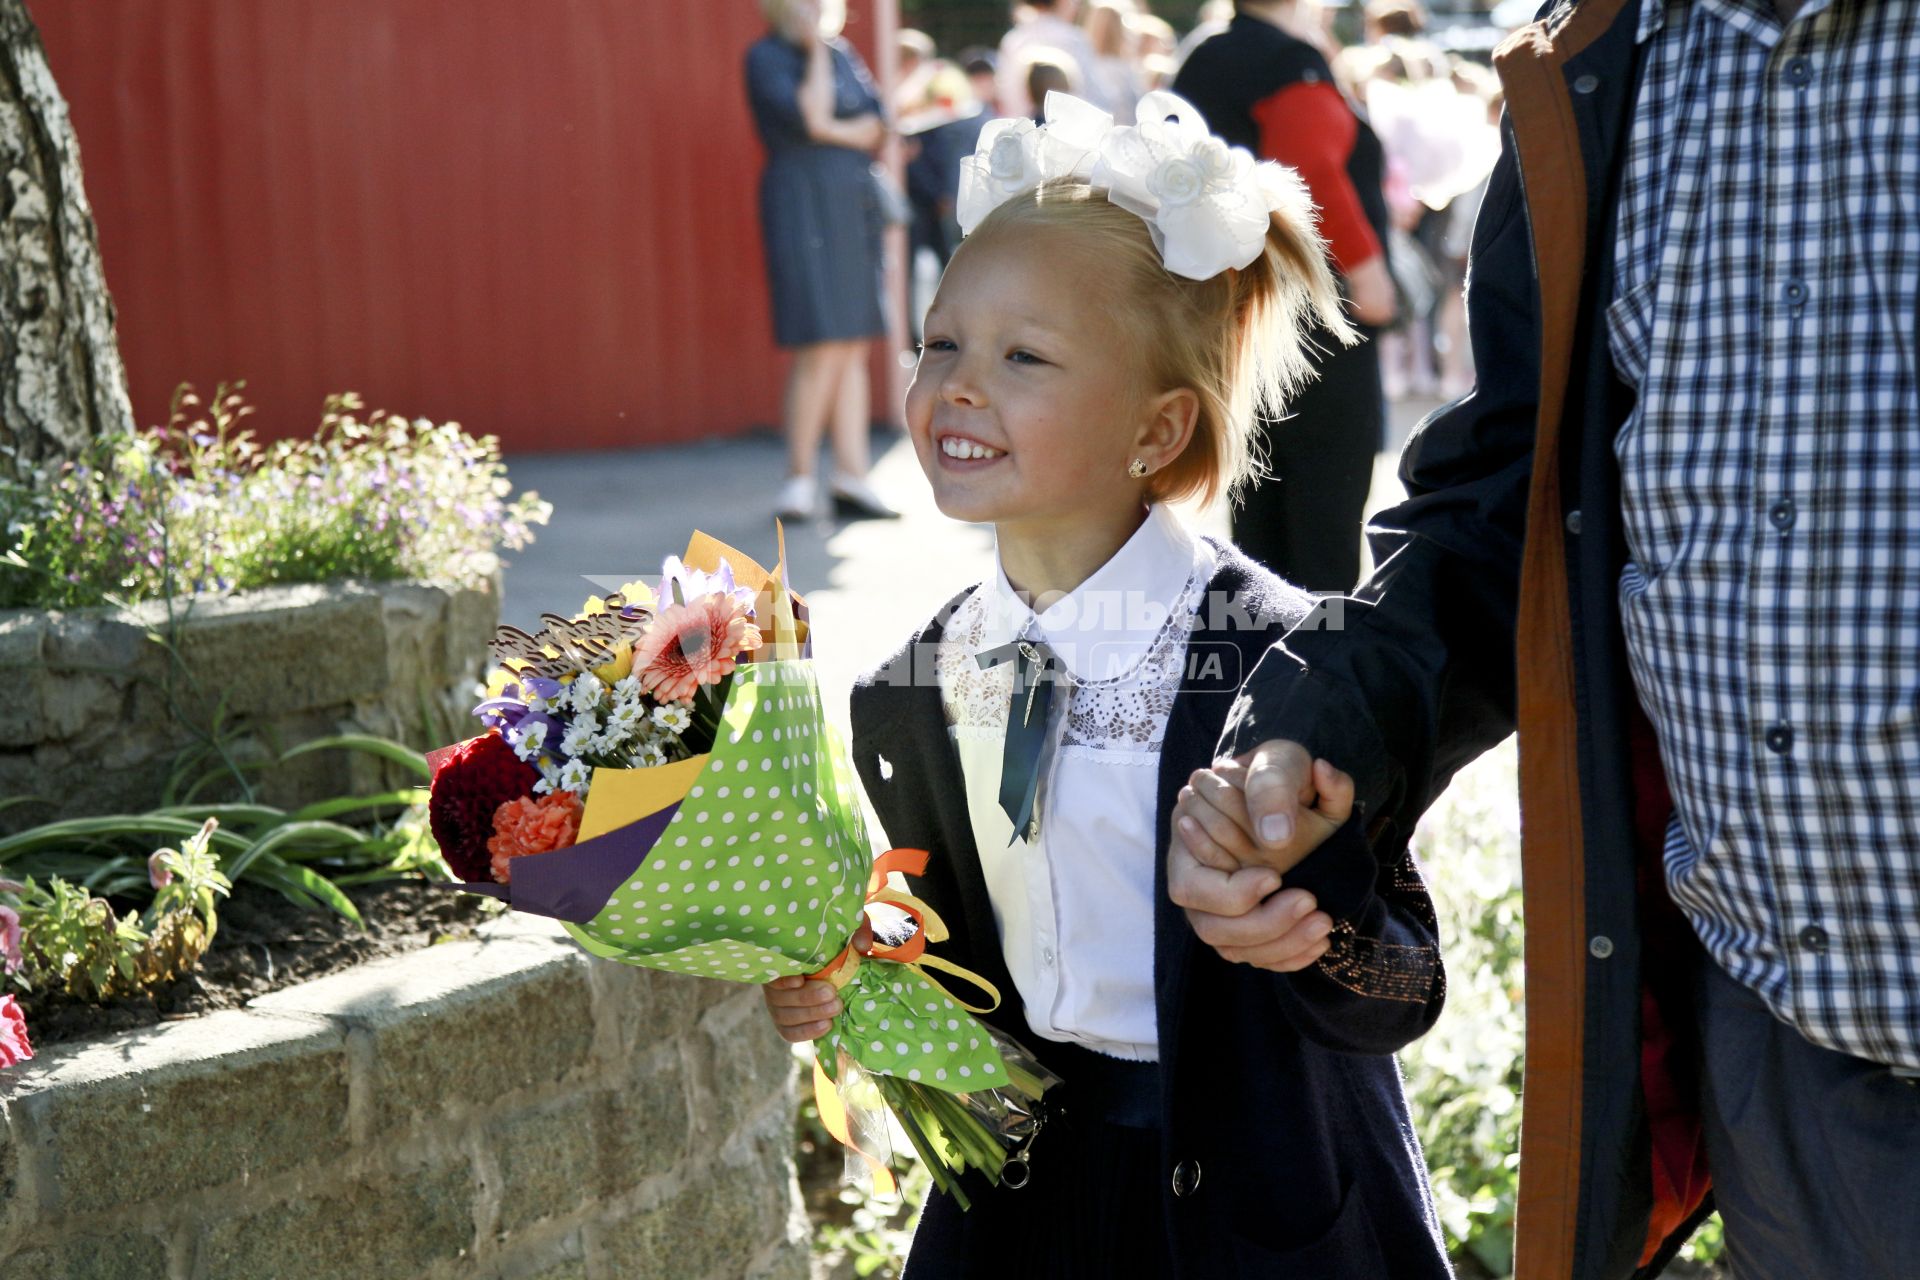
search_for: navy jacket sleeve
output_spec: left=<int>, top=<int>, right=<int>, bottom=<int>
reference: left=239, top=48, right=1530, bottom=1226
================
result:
left=1259, top=815, right=1445, bottom=1055
left=1220, top=114, right=1540, bottom=846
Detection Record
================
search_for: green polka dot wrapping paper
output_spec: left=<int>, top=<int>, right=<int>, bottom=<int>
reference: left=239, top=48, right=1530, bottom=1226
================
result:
left=455, top=652, right=1009, bottom=1099
left=559, top=658, right=1012, bottom=1093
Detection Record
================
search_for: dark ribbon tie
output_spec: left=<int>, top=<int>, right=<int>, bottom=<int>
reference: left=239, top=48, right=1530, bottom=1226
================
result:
left=976, top=637, right=1060, bottom=844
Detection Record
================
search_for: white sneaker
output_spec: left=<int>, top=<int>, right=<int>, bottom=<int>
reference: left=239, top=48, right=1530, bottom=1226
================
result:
left=829, top=472, right=899, bottom=521
left=775, top=474, right=818, bottom=522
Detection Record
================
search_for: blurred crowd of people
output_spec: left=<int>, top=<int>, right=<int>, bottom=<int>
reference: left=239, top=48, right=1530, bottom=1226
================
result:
left=745, top=0, right=1506, bottom=536
left=891, top=0, right=1504, bottom=404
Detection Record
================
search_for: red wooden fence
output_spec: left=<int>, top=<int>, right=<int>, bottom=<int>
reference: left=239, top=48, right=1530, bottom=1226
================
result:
left=32, top=0, right=897, bottom=453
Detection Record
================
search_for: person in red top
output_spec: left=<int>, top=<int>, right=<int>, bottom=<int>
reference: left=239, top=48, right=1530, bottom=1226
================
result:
left=1174, top=0, right=1396, bottom=593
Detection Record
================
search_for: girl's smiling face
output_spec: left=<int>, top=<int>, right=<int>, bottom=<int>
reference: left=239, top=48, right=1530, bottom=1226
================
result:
left=906, top=226, right=1187, bottom=538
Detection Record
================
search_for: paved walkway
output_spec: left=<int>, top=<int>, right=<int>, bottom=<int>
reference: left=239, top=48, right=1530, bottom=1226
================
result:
left=499, top=399, right=1433, bottom=730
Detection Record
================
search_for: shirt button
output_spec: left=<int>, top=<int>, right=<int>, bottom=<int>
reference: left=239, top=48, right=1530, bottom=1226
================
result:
left=1784, top=56, right=1812, bottom=87
left=1764, top=722, right=1794, bottom=755
left=1769, top=498, right=1797, bottom=531
left=1171, top=1160, right=1203, bottom=1197
left=1589, top=935, right=1614, bottom=959
left=1798, top=924, right=1829, bottom=954
left=1565, top=508, right=1583, bottom=535
left=1042, top=947, right=1055, bottom=967
left=1572, top=73, right=1600, bottom=94
left=1782, top=278, right=1809, bottom=307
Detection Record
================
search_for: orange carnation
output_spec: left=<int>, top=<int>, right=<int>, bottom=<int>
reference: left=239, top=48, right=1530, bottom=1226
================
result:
left=488, top=792, right=584, bottom=884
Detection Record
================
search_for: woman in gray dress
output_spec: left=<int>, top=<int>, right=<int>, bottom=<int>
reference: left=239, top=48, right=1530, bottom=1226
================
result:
left=746, top=0, right=898, bottom=521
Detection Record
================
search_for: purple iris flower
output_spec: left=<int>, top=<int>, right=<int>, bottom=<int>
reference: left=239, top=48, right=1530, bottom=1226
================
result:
left=658, top=556, right=755, bottom=610
left=504, top=710, right=563, bottom=763
left=472, top=694, right=530, bottom=733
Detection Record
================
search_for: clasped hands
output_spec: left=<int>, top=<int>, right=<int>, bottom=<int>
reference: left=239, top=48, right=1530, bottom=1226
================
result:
left=1169, top=741, right=1353, bottom=974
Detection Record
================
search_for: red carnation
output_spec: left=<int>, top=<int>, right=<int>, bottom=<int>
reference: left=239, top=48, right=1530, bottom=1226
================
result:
left=429, top=732, right=539, bottom=882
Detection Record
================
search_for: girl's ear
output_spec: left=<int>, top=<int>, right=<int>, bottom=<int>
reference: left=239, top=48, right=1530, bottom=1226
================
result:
left=1136, top=386, right=1200, bottom=472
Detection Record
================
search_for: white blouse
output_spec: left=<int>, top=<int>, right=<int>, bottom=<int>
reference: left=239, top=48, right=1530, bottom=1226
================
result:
left=935, top=504, right=1216, bottom=1062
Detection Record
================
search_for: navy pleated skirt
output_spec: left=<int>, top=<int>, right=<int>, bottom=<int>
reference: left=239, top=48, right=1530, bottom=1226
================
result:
left=901, top=1044, right=1170, bottom=1278
left=758, top=146, right=887, bottom=348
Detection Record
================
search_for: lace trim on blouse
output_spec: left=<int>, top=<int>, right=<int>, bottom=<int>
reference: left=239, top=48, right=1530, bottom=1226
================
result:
left=937, top=565, right=1207, bottom=753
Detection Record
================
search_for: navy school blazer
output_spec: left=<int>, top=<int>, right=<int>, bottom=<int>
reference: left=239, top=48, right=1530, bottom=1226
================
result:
left=848, top=540, right=1453, bottom=1277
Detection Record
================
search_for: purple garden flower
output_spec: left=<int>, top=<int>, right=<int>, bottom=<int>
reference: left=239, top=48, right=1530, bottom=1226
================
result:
left=658, top=556, right=755, bottom=611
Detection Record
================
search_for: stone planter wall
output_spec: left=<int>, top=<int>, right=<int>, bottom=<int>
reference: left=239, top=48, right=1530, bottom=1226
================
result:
left=0, top=578, right=499, bottom=833
left=0, top=914, right=810, bottom=1280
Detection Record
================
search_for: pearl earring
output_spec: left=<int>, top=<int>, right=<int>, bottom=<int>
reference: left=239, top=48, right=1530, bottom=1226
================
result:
left=1128, top=458, right=1149, bottom=479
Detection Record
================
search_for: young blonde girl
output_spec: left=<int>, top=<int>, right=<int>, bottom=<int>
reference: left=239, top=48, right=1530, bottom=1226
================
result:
left=764, top=94, right=1450, bottom=1277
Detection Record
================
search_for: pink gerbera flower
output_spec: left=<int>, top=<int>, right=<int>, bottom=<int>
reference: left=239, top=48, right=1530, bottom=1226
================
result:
left=631, top=594, right=761, bottom=703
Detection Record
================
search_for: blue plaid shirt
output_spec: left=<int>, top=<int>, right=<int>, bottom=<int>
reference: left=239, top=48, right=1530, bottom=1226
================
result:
left=1611, top=0, right=1920, bottom=1069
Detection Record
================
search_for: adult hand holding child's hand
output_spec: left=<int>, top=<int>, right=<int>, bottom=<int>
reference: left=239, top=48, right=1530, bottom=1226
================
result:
left=1177, top=741, right=1355, bottom=876
left=1167, top=744, right=1355, bottom=974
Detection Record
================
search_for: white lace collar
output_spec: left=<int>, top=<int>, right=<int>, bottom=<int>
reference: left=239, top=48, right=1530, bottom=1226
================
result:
left=977, top=504, right=1201, bottom=683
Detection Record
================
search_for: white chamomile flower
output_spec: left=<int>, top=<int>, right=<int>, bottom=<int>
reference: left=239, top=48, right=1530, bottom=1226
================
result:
left=509, top=719, right=549, bottom=762
left=567, top=672, right=607, bottom=712
left=589, top=730, right=624, bottom=757
left=613, top=674, right=644, bottom=704
left=651, top=703, right=693, bottom=735
left=607, top=703, right=643, bottom=735
left=557, top=758, right=592, bottom=793
left=532, top=775, right=555, bottom=797
left=638, top=743, right=668, bottom=768
left=559, top=721, right=597, bottom=760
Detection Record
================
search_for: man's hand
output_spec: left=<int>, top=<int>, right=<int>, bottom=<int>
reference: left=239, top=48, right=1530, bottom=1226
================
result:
left=1173, top=742, right=1355, bottom=877
left=1166, top=826, right=1334, bottom=973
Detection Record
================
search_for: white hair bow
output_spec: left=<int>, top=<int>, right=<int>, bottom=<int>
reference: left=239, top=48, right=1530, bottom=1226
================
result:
left=955, top=90, right=1292, bottom=282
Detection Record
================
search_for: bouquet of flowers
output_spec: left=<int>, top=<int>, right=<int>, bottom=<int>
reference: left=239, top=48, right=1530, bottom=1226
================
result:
left=427, top=530, right=1053, bottom=1204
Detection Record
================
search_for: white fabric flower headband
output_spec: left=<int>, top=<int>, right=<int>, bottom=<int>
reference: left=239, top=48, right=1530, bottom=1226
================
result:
left=955, top=90, right=1295, bottom=282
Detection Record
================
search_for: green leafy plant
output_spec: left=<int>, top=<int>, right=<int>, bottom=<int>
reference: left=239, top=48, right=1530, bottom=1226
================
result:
left=1678, top=1212, right=1725, bottom=1268
left=0, top=736, right=444, bottom=927
left=1400, top=737, right=1527, bottom=1276
left=1, top=383, right=549, bottom=610
left=141, top=816, right=235, bottom=981
left=3, top=817, right=232, bottom=1001
left=2, top=876, right=153, bottom=1001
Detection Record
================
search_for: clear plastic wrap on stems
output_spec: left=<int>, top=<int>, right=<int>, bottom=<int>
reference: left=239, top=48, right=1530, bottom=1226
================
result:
left=817, top=1022, right=1061, bottom=1209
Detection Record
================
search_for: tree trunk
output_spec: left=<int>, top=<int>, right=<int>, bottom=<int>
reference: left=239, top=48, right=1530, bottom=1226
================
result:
left=0, top=0, right=133, bottom=484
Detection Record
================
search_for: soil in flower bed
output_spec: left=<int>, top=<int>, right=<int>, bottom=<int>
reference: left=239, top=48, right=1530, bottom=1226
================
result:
left=15, top=879, right=496, bottom=1048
